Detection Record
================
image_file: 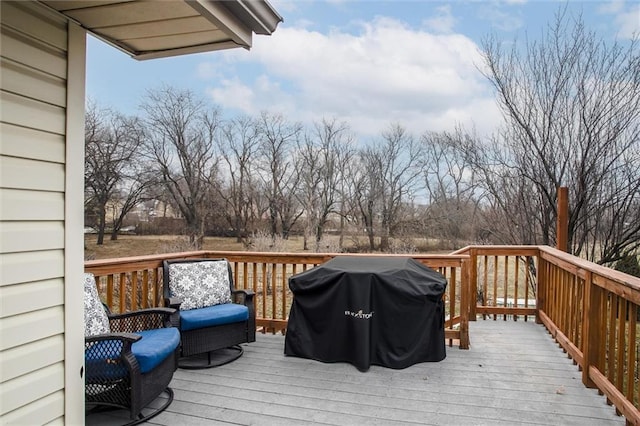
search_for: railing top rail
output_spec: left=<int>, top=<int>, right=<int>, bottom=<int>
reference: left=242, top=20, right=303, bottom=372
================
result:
left=207, top=251, right=470, bottom=259
left=85, top=250, right=470, bottom=269
left=452, top=245, right=540, bottom=256
left=85, top=250, right=209, bottom=267
left=538, top=245, right=640, bottom=293
left=84, top=251, right=210, bottom=274
left=453, top=244, right=640, bottom=294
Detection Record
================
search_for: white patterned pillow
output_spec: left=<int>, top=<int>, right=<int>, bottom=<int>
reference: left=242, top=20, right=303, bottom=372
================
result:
left=168, top=260, right=232, bottom=310
left=84, top=273, right=110, bottom=336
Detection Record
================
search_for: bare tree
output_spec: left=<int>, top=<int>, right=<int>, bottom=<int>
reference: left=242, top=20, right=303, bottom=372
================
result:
left=296, top=118, right=354, bottom=251
left=256, top=111, right=303, bottom=240
left=350, top=123, right=423, bottom=251
left=478, top=8, right=640, bottom=263
left=584, top=143, right=640, bottom=262
left=217, top=115, right=262, bottom=244
left=141, top=86, right=221, bottom=249
left=84, top=101, right=146, bottom=245
left=349, top=150, right=381, bottom=250
left=420, top=129, right=482, bottom=248
left=107, top=177, right=155, bottom=241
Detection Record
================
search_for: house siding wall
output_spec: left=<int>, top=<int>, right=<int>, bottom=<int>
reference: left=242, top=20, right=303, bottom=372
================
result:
left=0, top=2, right=72, bottom=423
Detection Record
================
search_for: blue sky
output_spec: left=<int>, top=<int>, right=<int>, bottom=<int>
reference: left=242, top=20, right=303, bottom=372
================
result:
left=86, top=0, right=639, bottom=139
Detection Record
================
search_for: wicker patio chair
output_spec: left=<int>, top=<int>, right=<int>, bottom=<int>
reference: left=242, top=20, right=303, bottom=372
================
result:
left=162, top=258, right=256, bottom=368
left=84, top=273, right=179, bottom=425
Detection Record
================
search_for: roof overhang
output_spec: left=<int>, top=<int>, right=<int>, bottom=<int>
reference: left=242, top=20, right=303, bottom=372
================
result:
left=40, top=0, right=283, bottom=60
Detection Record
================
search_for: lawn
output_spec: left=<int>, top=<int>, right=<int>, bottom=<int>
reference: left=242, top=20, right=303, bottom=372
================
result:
left=84, top=233, right=459, bottom=260
left=86, top=235, right=241, bottom=260
left=84, top=234, right=325, bottom=260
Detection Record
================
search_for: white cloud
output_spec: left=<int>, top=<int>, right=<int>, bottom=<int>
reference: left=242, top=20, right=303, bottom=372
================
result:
left=196, top=62, right=221, bottom=80
left=200, top=16, right=501, bottom=139
left=598, top=0, right=625, bottom=14
left=267, top=0, right=298, bottom=14
left=424, top=5, right=456, bottom=34
left=614, top=4, right=640, bottom=39
left=206, top=78, right=256, bottom=113
left=598, top=1, right=640, bottom=39
left=477, top=5, right=524, bottom=32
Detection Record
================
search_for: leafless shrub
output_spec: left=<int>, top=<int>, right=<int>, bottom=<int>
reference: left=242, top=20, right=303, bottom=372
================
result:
left=248, top=230, right=287, bottom=252
left=159, top=236, right=198, bottom=254
left=314, top=237, right=342, bottom=253
left=388, top=237, right=418, bottom=254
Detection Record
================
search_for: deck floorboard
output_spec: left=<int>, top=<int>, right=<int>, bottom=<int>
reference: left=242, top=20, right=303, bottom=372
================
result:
left=87, top=320, right=625, bottom=425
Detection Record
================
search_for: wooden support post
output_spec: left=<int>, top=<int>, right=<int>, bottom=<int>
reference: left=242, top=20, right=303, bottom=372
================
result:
left=469, top=248, right=477, bottom=321
left=557, top=186, right=569, bottom=252
left=536, top=255, right=545, bottom=325
left=459, top=258, right=470, bottom=349
left=582, top=271, right=600, bottom=388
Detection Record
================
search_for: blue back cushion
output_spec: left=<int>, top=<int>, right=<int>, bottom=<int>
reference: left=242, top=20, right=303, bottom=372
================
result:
left=180, top=303, right=249, bottom=331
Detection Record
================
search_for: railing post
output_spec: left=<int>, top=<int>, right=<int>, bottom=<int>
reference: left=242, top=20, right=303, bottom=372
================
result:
left=582, top=271, right=600, bottom=388
left=536, top=254, right=545, bottom=325
left=557, top=186, right=569, bottom=252
left=469, top=248, right=477, bottom=321
left=459, top=258, right=470, bottom=349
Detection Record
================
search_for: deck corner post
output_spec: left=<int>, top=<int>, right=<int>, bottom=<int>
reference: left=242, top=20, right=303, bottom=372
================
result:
left=556, top=187, right=569, bottom=252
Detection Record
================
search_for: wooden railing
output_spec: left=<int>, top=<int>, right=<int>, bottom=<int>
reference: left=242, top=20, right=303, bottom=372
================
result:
left=452, top=246, right=539, bottom=321
left=456, top=245, right=640, bottom=424
left=85, top=246, right=640, bottom=422
left=84, top=251, right=471, bottom=349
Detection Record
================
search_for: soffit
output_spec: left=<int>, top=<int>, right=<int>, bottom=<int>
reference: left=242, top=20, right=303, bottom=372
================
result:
left=40, top=0, right=282, bottom=60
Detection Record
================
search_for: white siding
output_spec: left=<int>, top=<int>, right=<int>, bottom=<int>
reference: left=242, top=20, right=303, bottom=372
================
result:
left=0, top=189, right=65, bottom=222
left=1, top=57, right=68, bottom=107
left=1, top=335, right=65, bottom=383
left=0, top=123, right=66, bottom=163
left=0, top=222, right=64, bottom=253
left=0, top=364, right=65, bottom=416
left=0, top=156, right=66, bottom=191
left=1, top=251, right=65, bottom=286
left=0, top=1, right=78, bottom=424
left=0, top=91, right=66, bottom=134
left=0, top=392, right=64, bottom=426
left=0, top=306, right=65, bottom=351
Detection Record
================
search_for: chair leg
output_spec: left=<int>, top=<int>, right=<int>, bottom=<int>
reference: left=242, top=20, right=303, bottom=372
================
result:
left=85, top=387, right=174, bottom=426
left=178, top=345, right=244, bottom=369
left=125, top=387, right=174, bottom=426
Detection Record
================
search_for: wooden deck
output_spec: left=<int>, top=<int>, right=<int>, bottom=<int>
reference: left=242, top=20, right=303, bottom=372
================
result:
left=87, top=320, right=624, bottom=425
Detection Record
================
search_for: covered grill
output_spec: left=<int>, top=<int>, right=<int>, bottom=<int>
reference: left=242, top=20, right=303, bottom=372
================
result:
left=285, top=256, right=447, bottom=371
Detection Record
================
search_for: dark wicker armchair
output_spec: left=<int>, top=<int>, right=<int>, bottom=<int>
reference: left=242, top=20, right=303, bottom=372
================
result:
left=163, top=258, right=256, bottom=368
left=84, top=273, right=179, bottom=425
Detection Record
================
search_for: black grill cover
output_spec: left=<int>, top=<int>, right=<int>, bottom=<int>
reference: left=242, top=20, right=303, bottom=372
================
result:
left=284, top=256, right=447, bottom=371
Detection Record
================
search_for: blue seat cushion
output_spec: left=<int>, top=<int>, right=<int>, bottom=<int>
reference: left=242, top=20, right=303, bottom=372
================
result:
left=85, top=327, right=180, bottom=380
left=180, top=303, right=249, bottom=332
left=133, top=328, right=180, bottom=373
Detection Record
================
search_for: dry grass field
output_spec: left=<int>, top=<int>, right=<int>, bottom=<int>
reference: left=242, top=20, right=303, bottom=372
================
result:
left=84, top=235, right=286, bottom=260
left=84, top=234, right=365, bottom=260
left=84, top=234, right=452, bottom=260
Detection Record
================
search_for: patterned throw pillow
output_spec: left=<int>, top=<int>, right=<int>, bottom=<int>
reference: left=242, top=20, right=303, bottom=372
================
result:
left=168, top=260, right=232, bottom=310
left=84, top=273, right=110, bottom=336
